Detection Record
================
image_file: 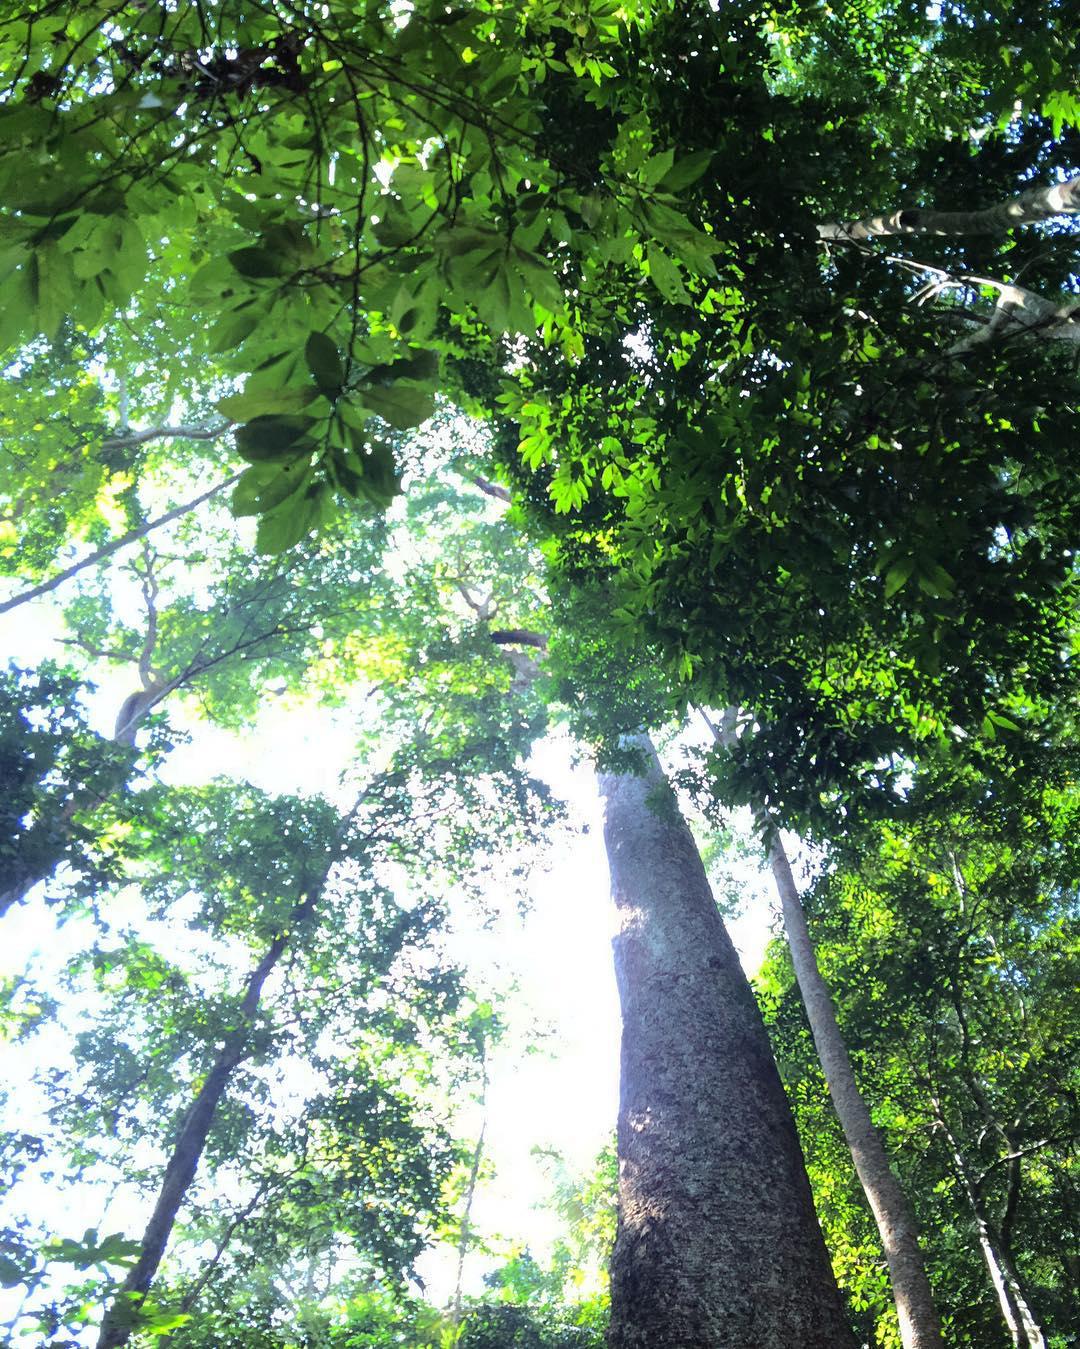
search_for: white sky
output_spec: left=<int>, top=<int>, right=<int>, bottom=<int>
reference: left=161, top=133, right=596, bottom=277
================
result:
left=0, top=552, right=781, bottom=1325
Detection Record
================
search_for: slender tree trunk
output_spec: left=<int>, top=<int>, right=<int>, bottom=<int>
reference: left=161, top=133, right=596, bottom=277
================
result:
left=450, top=1076, right=487, bottom=1327
left=937, top=1117, right=1047, bottom=1349
left=767, top=836, right=945, bottom=1349
left=95, top=891, right=317, bottom=1349
left=600, top=734, right=856, bottom=1348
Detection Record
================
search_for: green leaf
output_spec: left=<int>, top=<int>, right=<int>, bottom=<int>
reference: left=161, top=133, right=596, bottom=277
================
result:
left=640, top=148, right=676, bottom=187
left=355, top=383, right=436, bottom=431
left=646, top=244, right=690, bottom=304
left=884, top=557, right=916, bottom=598
left=228, top=247, right=287, bottom=279
left=217, top=387, right=315, bottom=422
left=657, top=150, right=713, bottom=192
left=305, top=331, right=343, bottom=395
left=232, top=462, right=313, bottom=517
left=255, top=490, right=322, bottom=554
left=234, top=415, right=316, bottom=462
left=512, top=251, right=565, bottom=315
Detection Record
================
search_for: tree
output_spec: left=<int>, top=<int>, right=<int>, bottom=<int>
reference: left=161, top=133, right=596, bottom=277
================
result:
left=759, top=748, right=1080, bottom=1347
left=4, top=2, right=1080, bottom=1344
left=599, top=734, right=855, bottom=1347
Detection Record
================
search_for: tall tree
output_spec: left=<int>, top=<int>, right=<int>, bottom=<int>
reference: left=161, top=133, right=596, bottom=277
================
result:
left=600, top=734, right=855, bottom=1347
left=759, top=750, right=1080, bottom=1347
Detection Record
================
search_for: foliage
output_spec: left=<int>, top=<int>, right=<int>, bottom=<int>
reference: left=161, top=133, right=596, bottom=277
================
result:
left=3, top=1, right=1080, bottom=1346
left=758, top=749, right=1080, bottom=1346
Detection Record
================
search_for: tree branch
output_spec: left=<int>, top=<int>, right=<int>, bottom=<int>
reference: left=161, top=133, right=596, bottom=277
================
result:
left=100, top=422, right=231, bottom=451
left=488, top=628, right=548, bottom=650
left=818, top=173, right=1080, bottom=241
left=471, top=474, right=512, bottom=503
left=0, top=473, right=240, bottom=617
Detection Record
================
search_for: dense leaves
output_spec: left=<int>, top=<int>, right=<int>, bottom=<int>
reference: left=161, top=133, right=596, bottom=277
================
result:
left=2, top=1, right=1080, bottom=1346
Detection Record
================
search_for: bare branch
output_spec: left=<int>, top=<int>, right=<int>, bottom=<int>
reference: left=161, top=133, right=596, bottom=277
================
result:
left=819, top=173, right=1080, bottom=241
left=0, top=473, right=241, bottom=618
left=100, top=422, right=231, bottom=451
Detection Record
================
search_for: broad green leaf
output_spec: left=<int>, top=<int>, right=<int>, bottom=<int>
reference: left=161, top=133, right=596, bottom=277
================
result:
left=231, top=462, right=313, bottom=517
left=234, top=415, right=316, bottom=462
left=658, top=150, right=713, bottom=192
left=217, top=386, right=316, bottom=422
left=884, top=557, right=916, bottom=598
left=305, top=331, right=343, bottom=396
left=646, top=244, right=690, bottom=304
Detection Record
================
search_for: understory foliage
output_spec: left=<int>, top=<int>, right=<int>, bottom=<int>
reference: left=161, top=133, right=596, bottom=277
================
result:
left=1, top=0, right=1079, bottom=1345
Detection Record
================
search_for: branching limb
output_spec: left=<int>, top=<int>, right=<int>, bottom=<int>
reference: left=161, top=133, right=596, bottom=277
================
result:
left=819, top=174, right=1080, bottom=241
left=0, top=473, right=240, bottom=617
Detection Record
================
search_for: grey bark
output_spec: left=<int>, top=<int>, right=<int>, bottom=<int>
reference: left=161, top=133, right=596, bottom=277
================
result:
left=936, top=1113, right=1047, bottom=1349
left=818, top=173, right=1080, bottom=241
left=767, top=836, right=945, bottom=1349
left=600, top=734, right=856, bottom=1348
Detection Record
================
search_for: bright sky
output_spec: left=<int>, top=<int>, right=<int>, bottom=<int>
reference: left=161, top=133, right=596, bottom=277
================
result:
left=0, top=546, right=781, bottom=1327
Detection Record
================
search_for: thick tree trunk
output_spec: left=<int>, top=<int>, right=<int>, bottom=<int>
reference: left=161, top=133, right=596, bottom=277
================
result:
left=767, top=837, right=945, bottom=1349
left=599, top=734, right=855, bottom=1348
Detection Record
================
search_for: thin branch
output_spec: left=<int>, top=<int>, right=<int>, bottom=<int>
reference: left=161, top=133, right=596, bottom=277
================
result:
left=0, top=473, right=240, bottom=617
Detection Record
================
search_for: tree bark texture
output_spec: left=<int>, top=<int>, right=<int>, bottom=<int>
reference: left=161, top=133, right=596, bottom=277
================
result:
left=818, top=173, right=1080, bottom=240
left=599, top=735, right=856, bottom=1349
left=767, top=836, right=945, bottom=1349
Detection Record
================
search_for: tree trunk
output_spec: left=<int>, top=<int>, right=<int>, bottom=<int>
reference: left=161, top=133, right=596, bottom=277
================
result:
left=95, top=892, right=316, bottom=1349
left=767, top=836, right=945, bottom=1349
left=599, top=734, right=856, bottom=1348
left=938, top=1119, right=1047, bottom=1349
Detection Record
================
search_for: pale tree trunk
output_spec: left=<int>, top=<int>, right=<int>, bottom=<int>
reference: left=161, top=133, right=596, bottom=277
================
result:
left=935, top=1109, right=1047, bottom=1349
left=600, top=734, right=856, bottom=1348
left=767, top=837, right=945, bottom=1349
left=450, top=1062, right=488, bottom=1328
left=818, top=174, right=1080, bottom=240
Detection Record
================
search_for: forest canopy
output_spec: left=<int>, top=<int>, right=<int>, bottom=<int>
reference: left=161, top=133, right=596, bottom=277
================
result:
left=1, top=1, right=1078, bottom=1347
